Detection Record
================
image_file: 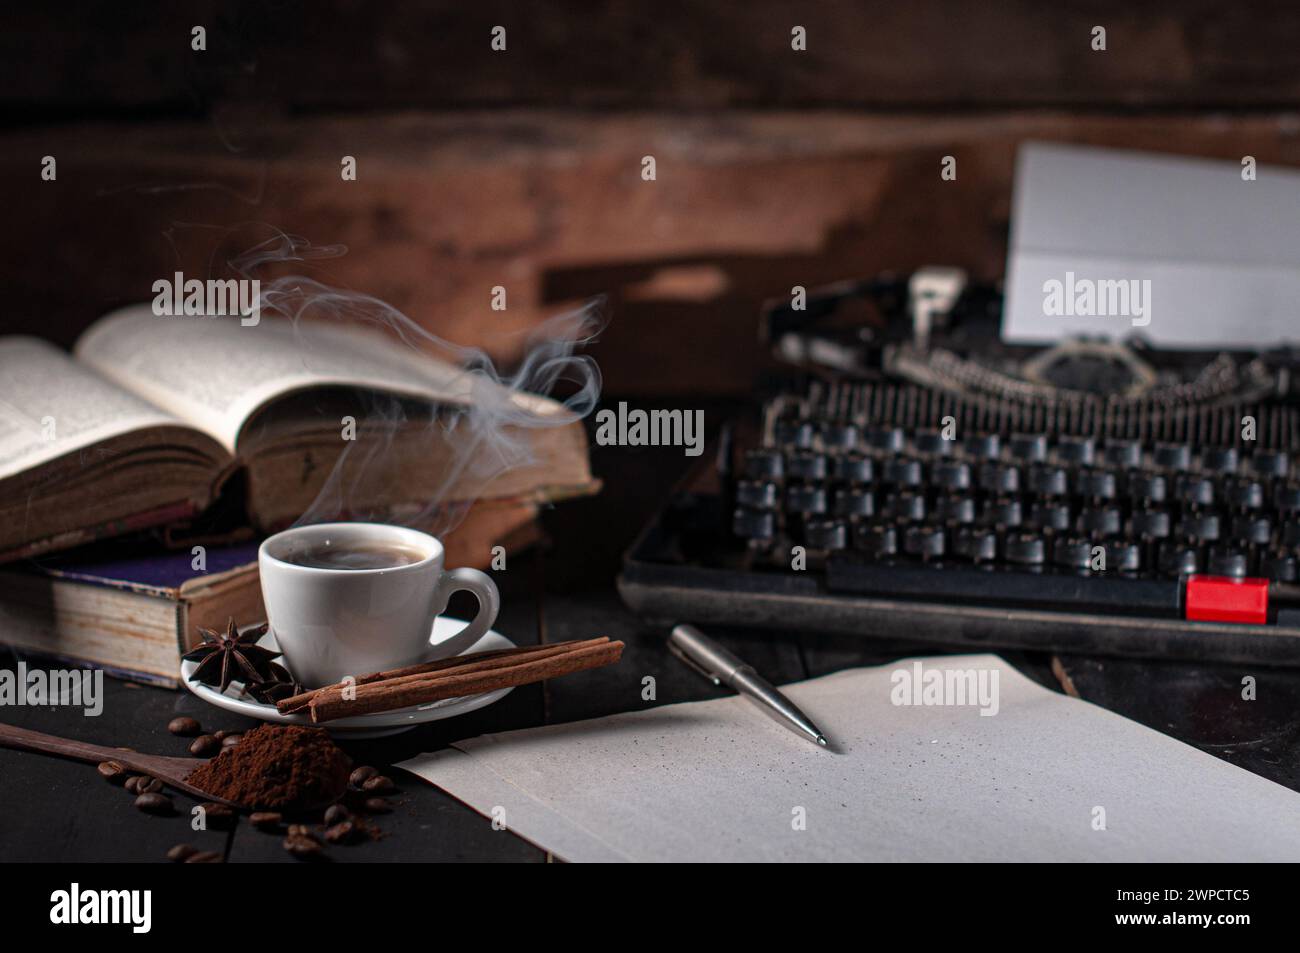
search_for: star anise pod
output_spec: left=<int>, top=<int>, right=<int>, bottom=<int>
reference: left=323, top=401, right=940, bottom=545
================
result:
left=183, top=619, right=280, bottom=693
left=243, top=676, right=306, bottom=705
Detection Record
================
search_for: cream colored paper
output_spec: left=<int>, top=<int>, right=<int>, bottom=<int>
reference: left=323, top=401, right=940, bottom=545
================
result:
left=401, top=654, right=1300, bottom=862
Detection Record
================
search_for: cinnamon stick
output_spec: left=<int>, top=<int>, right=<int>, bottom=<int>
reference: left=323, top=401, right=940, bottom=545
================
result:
left=307, top=639, right=624, bottom=723
left=360, top=636, right=602, bottom=683
left=275, top=637, right=608, bottom=714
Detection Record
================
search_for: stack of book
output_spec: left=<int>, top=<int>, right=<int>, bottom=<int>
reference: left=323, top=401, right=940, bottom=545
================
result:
left=0, top=305, right=598, bottom=684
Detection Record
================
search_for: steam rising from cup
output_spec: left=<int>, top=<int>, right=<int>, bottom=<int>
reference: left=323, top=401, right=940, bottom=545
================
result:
left=231, top=232, right=603, bottom=537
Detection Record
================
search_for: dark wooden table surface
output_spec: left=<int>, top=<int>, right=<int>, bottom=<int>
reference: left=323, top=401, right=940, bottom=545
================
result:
left=2, top=405, right=1298, bottom=862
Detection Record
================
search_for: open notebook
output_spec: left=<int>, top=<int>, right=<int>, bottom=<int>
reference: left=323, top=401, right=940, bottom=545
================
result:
left=402, top=654, right=1300, bottom=862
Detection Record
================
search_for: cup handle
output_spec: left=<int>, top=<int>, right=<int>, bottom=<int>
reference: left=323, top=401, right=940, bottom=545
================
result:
left=429, top=567, right=501, bottom=658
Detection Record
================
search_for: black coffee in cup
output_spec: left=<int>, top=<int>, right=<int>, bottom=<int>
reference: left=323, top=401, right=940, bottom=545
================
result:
left=279, top=541, right=427, bottom=571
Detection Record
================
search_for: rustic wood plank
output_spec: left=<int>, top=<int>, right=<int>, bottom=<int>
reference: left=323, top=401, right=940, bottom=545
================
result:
left=6, top=110, right=1300, bottom=396
left=9, top=2, right=1300, bottom=113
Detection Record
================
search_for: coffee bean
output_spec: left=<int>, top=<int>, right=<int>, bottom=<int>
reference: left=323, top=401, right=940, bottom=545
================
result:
left=199, top=802, right=235, bottom=829
left=283, top=833, right=323, bottom=860
left=361, top=774, right=395, bottom=794
left=349, top=766, right=378, bottom=787
left=323, top=804, right=351, bottom=826
left=250, top=811, right=283, bottom=831
left=287, top=823, right=315, bottom=838
left=212, top=730, right=230, bottom=741
left=185, top=851, right=223, bottom=864
left=363, top=797, right=392, bottom=814
left=220, top=733, right=243, bottom=750
left=134, top=792, right=173, bottom=815
left=167, top=716, right=201, bottom=737
left=123, top=776, right=142, bottom=794
left=136, top=776, right=163, bottom=795
left=166, top=843, right=198, bottom=863
left=96, top=760, right=126, bottom=784
left=323, top=820, right=357, bottom=844
left=189, top=734, right=220, bottom=757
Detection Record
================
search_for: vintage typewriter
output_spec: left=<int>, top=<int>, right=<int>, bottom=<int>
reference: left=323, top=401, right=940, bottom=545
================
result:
left=620, top=269, right=1300, bottom=663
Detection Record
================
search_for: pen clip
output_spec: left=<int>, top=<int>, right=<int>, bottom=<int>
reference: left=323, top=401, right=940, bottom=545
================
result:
left=668, top=641, right=722, bottom=687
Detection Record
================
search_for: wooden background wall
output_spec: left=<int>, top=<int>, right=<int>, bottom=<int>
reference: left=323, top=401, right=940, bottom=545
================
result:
left=5, top=1, right=1300, bottom=395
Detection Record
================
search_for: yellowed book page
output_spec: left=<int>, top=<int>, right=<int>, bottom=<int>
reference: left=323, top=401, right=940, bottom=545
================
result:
left=75, top=305, right=564, bottom=453
left=0, top=337, right=179, bottom=481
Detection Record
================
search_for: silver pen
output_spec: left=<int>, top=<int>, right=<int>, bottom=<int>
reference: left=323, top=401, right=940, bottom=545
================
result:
left=669, top=624, right=829, bottom=748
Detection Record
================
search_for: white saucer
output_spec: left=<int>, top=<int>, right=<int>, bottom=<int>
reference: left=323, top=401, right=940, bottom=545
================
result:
left=180, top=618, right=516, bottom=737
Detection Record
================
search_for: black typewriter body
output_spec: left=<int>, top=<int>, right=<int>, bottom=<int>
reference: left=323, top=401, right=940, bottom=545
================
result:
left=619, top=271, right=1300, bottom=664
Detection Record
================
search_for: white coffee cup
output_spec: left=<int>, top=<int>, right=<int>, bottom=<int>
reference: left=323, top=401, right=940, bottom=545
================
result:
left=258, top=522, right=500, bottom=688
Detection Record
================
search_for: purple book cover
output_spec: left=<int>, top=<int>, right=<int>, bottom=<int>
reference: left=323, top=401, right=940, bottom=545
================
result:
left=19, top=542, right=260, bottom=597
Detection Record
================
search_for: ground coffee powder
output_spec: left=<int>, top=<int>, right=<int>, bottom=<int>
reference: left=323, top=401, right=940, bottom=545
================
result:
left=186, top=724, right=351, bottom=811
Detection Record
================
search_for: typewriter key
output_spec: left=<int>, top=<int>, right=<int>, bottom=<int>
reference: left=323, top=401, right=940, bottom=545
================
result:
left=1202, top=447, right=1239, bottom=474
left=1226, top=479, right=1265, bottom=510
left=1056, top=435, right=1095, bottom=466
left=1207, top=547, right=1249, bottom=578
left=786, top=451, right=828, bottom=481
left=1262, top=553, right=1298, bottom=582
left=1005, top=532, right=1046, bottom=566
left=1029, top=501, right=1072, bottom=532
left=1158, top=543, right=1201, bottom=576
left=835, top=454, right=874, bottom=483
left=1053, top=537, right=1094, bottom=570
left=1175, top=475, right=1215, bottom=508
left=1104, top=541, right=1141, bottom=573
left=833, top=487, right=876, bottom=518
left=744, top=449, right=784, bottom=481
left=733, top=508, right=775, bottom=541
left=1154, top=442, right=1192, bottom=471
left=774, top=420, right=814, bottom=449
left=1131, top=508, right=1171, bottom=539
left=1231, top=514, right=1272, bottom=545
left=1010, top=433, right=1048, bottom=463
left=963, top=434, right=1000, bottom=460
left=1178, top=513, right=1221, bottom=542
left=854, top=523, right=898, bottom=558
left=804, top=519, right=848, bottom=551
left=983, top=497, right=1023, bottom=528
left=954, top=527, right=997, bottom=562
left=1252, top=450, right=1290, bottom=478
left=903, top=525, right=946, bottom=560
left=935, top=496, right=976, bottom=524
left=934, top=460, right=972, bottom=491
left=1128, top=472, right=1167, bottom=503
left=978, top=463, right=1021, bottom=494
left=1029, top=466, right=1069, bottom=497
left=868, top=426, right=906, bottom=453
left=1078, top=506, right=1121, bottom=537
left=1104, top=439, right=1142, bottom=469
left=786, top=485, right=828, bottom=515
left=736, top=480, right=779, bottom=510
left=1070, top=468, right=1111, bottom=499
left=913, top=429, right=951, bottom=456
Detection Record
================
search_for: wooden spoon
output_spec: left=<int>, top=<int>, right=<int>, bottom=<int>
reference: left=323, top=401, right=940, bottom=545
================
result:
left=0, top=722, right=238, bottom=807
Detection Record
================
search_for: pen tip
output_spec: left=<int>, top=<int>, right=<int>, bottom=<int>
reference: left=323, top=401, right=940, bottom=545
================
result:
left=816, top=735, right=828, bottom=747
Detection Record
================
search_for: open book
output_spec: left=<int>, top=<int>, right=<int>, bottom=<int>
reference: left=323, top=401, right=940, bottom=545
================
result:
left=0, top=305, right=597, bottom=561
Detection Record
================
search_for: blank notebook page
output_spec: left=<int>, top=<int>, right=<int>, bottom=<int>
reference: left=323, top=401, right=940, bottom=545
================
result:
left=400, top=654, right=1300, bottom=862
